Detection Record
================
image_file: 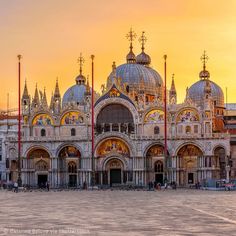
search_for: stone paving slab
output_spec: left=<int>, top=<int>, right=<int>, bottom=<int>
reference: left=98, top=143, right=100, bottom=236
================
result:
left=0, top=189, right=236, bottom=235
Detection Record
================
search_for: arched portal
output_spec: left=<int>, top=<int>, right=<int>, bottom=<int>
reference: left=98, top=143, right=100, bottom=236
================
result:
left=96, top=104, right=134, bottom=134
left=177, top=144, right=203, bottom=186
left=105, top=158, right=124, bottom=186
left=58, top=146, right=81, bottom=187
left=26, top=148, right=50, bottom=188
left=95, top=138, right=130, bottom=186
left=214, top=147, right=226, bottom=179
left=146, top=144, right=165, bottom=185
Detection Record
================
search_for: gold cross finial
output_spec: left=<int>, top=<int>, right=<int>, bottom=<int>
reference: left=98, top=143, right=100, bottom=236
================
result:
left=77, top=53, right=85, bottom=75
left=139, top=31, right=147, bottom=52
left=126, top=28, right=136, bottom=51
left=200, top=50, right=209, bottom=71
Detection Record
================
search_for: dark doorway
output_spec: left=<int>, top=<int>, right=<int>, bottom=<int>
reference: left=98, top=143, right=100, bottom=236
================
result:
left=155, top=173, right=163, bottom=185
left=110, top=169, right=121, bottom=186
left=38, top=175, right=47, bottom=188
left=188, top=173, right=194, bottom=184
left=69, top=175, right=77, bottom=187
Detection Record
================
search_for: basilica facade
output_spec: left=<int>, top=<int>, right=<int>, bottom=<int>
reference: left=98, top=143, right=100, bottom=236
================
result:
left=6, top=31, right=232, bottom=188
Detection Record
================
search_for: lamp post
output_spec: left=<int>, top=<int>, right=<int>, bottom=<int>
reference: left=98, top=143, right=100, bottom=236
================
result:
left=17, top=55, right=22, bottom=187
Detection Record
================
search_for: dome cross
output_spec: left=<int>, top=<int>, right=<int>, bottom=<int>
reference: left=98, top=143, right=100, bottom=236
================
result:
left=200, top=50, right=209, bottom=71
left=77, top=53, right=85, bottom=75
left=126, top=28, right=136, bottom=51
left=139, top=31, right=147, bottom=52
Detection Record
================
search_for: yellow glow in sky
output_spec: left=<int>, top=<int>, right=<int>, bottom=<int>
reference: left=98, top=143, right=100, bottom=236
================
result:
left=1, top=0, right=236, bottom=109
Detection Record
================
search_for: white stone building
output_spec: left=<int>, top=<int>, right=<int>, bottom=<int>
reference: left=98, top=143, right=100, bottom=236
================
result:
left=5, top=32, right=232, bottom=188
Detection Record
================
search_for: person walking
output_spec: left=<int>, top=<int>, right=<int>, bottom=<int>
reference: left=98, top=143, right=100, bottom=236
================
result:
left=14, top=182, right=18, bottom=193
left=46, top=182, right=50, bottom=191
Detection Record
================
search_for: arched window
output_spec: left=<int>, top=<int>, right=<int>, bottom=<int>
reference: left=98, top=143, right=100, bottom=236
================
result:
left=154, top=126, right=160, bottom=135
left=154, top=161, right=163, bottom=173
left=41, top=129, right=46, bottom=137
left=71, top=128, right=76, bottom=136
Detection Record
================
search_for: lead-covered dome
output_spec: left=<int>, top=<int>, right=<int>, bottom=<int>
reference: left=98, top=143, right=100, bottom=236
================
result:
left=188, top=79, right=224, bottom=107
left=107, top=63, right=163, bottom=95
left=62, top=83, right=87, bottom=106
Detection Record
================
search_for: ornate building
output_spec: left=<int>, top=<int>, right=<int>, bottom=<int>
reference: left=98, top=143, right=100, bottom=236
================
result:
left=6, top=30, right=232, bottom=188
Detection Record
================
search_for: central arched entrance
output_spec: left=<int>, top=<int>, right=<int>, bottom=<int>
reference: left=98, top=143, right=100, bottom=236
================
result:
left=106, top=158, right=124, bottom=186
left=177, top=144, right=203, bottom=186
left=96, top=138, right=130, bottom=186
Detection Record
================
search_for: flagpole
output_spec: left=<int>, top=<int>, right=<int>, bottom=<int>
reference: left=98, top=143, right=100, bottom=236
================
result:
left=17, top=54, right=22, bottom=187
left=91, top=55, right=95, bottom=187
left=164, top=55, right=168, bottom=181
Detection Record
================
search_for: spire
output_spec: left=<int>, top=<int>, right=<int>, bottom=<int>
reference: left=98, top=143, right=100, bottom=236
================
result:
left=42, top=87, right=48, bottom=108
left=86, top=75, right=90, bottom=94
left=49, top=91, right=54, bottom=110
left=170, top=74, right=176, bottom=92
left=199, top=51, right=210, bottom=79
left=32, top=83, right=40, bottom=107
left=22, top=79, right=29, bottom=99
left=169, top=74, right=177, bottom=104
left=76, top=53, right=86, bottom=85
left=54, top=78, right=61, bottom=98
left=126, top=28, right=136, bottom=63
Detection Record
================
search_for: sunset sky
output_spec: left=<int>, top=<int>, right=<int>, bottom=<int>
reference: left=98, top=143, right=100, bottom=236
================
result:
left=0, top=0, right=236, bottom=109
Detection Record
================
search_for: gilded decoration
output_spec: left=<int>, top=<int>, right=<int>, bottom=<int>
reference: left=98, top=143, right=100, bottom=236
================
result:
left=109, top=88, right=120, bottom=97
left=97, top=139, right=129, bottom=156
left=144, top=109, right=164, bottom=123
left=35, top=160, right=48, bottom=171
left=61, top=112, right=84, bottom=125
left=146, top=145, right=164, bottom=157
left=176, top=109, right=199, bottom=123
left=32, top=114, right=53, bottom=126
left=59, top=146, right=81, bottom=158
left=177, top=145, right=202, bottom=157
left=27, top=149, right=50, bottom=159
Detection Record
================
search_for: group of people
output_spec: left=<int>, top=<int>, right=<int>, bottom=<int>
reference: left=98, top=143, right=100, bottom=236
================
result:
left=148, top=181, right=177, bottom=190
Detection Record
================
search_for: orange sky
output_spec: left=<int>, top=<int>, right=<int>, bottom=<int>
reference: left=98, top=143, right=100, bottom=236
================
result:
left=1, top=0, right=236, bottom=109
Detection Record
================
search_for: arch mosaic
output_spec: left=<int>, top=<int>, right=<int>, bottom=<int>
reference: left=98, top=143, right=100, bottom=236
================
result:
left=176, top=108, right=200, bottom=123
left=27, top=148, right=50, bottom=159
left=144, top=109, right=164, bottom=123
left=177, top=144, right=203, bottom=157
left=96, top=138, right=130, bottom=157
left=60, top=111, right=84, bottom=125
left=32, top=113, right=54, bottom=126
left=58, top=146, right=81, bottom=158
left=146, top=145, right=165, bottom=157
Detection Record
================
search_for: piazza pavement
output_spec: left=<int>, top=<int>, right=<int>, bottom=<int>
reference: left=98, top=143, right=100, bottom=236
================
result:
left=0, top=189, right=236, bottom=236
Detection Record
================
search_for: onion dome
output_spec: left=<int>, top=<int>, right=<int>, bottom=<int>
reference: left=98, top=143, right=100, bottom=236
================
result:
left=136, top=31, right=151, bottom=66
left=136, top=52, right=151, bottom=66
left=187, top=51, right=224, bottom=107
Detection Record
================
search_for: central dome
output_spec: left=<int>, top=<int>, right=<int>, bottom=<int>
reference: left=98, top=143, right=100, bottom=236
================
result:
left=107, top=63, right=163, bottom=95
